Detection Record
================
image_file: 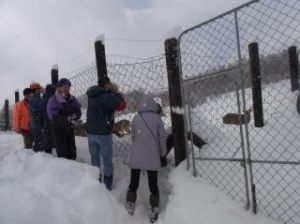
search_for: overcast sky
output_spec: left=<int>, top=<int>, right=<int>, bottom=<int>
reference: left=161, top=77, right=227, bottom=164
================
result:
left=0, top=0, right=248, bottom=106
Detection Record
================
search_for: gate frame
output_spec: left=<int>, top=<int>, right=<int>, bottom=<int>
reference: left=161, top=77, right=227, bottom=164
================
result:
left=176, top=0, right=260, bottom=213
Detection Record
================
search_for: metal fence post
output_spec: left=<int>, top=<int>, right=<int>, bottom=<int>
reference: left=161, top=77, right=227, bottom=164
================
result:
left=51, top=65, right=59, bottom=86
left=249, top=42, right=264, bottom=128
left=234, top=10, right=253, bottom=212
left=95, top=39, right=108, bottom=81
left=15, top=91, right=20, bottom=103
left=165, top=38, right=187, bottom=166
left=288, top=46, right=299, bottom=92
left=187, top=99, right=197, bottom=177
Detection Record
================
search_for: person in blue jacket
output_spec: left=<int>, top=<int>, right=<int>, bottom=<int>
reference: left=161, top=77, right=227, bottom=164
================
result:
left=41, top=84, right=56, bottom=154
left=29, top=82, right=43, bottom=152
left=86, top=76, right=126, bottom=190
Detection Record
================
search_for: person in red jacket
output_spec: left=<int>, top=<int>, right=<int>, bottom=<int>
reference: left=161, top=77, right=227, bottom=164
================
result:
left=13, top=88, right=34, bottom=149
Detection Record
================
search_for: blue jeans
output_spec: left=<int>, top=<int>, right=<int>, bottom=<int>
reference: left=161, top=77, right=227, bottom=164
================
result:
left=87, top=134, right=114, bottom=177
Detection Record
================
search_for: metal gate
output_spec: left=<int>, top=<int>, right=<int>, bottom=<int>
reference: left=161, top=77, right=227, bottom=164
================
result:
left=178, top=0, right=300, bottom=223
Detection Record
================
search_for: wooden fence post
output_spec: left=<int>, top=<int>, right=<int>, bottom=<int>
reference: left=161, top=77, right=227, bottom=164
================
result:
left=249, top=42, right=264, bottom=127
left=95, top=36, right=108, bottom=82
left=288, top=46, right=299, bottom=92
left=15, top=90, right=20, bottom=103
left=4, top=99, right=9, bottom=131
left=51, top=65, right=59, bottom=86
left=165, top=38, right=187, bottom=165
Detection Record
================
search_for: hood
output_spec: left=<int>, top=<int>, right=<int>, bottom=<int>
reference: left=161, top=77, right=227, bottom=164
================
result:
left=86, top=86, right=106, bottom=98
left=138, top=95, right=159, bottom=113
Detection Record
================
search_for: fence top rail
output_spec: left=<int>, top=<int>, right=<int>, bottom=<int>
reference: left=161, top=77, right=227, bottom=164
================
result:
left=183, top=66, right=238, bottom=85
left=178, top=0, right=259, bottom=42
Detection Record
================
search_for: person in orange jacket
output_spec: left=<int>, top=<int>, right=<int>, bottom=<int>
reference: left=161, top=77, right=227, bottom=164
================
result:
left=13, top=88, right=34, bottom=149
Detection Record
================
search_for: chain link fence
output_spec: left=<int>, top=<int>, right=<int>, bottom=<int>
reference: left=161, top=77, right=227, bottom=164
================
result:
left=179, top=0, right=300, bottom=223
left=62, top=54, right=171, bottom=164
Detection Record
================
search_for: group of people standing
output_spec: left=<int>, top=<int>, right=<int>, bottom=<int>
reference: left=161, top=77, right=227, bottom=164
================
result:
left=13, top=79, right=81, bottom=159
left=13, top=76, right=167, bottom=222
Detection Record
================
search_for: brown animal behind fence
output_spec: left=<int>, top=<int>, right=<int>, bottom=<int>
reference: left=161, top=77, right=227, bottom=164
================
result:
left=222, top=108, right=252, bottom=125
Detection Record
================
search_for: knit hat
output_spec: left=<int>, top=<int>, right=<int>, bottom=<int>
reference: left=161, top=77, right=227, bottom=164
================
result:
left=57, top=78, right=71, bottom=87
left=30, top=82, right=42, bottom=90
left=44, top=84, right=56, bottom=98
left=23, top=88, right=33, bottom=96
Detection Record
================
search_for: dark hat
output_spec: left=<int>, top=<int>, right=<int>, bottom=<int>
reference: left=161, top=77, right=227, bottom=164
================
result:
left=57, top=78, right=71, bottom=87
left=98, top=76, right=110, bottom=87
left=45, top=84, right=56, bottom=98
left=23, top=88, right=33, bottom=96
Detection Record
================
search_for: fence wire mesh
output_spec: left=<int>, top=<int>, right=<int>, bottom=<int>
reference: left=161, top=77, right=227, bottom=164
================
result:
left=62, top=55, right=170, bottom=164
left=185, top=72, right=249, bottom=206
left=179, top=0, right=300, bottom=223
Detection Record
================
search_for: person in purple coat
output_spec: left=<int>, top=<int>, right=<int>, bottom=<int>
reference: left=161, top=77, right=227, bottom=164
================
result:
left=126, top=95, right=167, bottom=223
left=47, top=78, right=81, bottom=160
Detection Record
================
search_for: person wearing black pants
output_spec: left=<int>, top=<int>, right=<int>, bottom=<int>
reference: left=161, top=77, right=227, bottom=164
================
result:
left=128, top=169, right=159, bottom=195
left=126, top=95, right=167, bottom=223
left=127, top=169, right=159, bottom=206
left=47, top=78, right=81, bottom=160
left=127, top=169, right=160, bottom=222
left=53, top=128, right=76, bottom=159
left=41, top=84, right=56, bottom=154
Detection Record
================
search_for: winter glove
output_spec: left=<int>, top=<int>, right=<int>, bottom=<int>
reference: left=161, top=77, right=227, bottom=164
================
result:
left=160, top=156, right=167, bottom=168
left=68, top=114, right=82, bottom=126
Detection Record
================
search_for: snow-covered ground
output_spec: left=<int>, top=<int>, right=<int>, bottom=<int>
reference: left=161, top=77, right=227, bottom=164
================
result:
left=0, top=131, right=280, bottom=224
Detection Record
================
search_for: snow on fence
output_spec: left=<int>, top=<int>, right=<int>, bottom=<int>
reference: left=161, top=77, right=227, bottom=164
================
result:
left=178, top=0, right=300, bottom=224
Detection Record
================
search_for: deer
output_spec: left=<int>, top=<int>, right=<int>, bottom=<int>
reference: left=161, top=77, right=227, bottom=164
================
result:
left=222, top=107, right=253, bottom=125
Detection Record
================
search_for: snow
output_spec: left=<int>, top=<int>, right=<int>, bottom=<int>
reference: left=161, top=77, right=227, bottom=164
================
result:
left=95, top=34, right=105, bottom=43
left=0, top=131, right=280, bottom=224
left=188, top=79, right=300, bottom=223
left=171, top=106, right=185, bottom=115
left=52, top=64, right=59, bottom=70
left=162, top=165, right=279, bottom=224
left=165, top=26, right=182, bottom=39
left=0, top=133, right=123, bottom=224
left=153, top=97, right=162, bottom=106
left=1, top=79, right=295, bottom=224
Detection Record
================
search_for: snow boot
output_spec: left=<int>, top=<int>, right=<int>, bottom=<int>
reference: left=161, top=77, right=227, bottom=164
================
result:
left=125, top=191, right=137, bottom=216
left=104, top=175, right=113, bottom=191
left=98, top=174, right=102, bottom=183
left=149, top=194, right=160, bottom=223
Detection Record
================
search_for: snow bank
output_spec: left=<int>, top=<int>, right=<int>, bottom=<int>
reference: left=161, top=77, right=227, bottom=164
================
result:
left=0, top=145, right=123, bottom=224
left=165, top=26, right=182, bottom=39
left=0, top=132, right=280, bottom=224
left=95, top=34, right=105, bottom=43
left=0, top=132, right=23, bottom=158
left=161, top=165, right=279, bottom=224
left=52, top=64, right=59, bottom=70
